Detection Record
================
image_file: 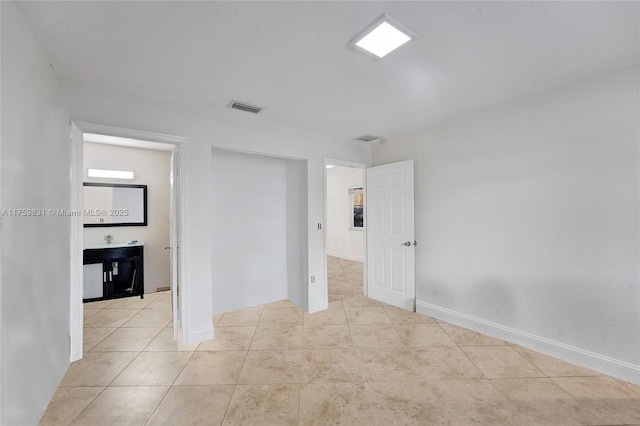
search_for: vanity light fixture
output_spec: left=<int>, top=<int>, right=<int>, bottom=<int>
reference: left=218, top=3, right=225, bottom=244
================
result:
left=351, top=14, right=415, bottom=58
left=87, top=168, right=135, bottom=180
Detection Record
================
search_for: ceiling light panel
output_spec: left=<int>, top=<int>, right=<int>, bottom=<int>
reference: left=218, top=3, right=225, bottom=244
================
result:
left=351, top=14, right=415, bottom=58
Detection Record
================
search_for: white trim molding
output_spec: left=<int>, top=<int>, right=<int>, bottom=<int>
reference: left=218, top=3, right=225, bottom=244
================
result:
left=184, top=326, right=214, bottom=346
left=417, top=300, right=640, bottom=386
left=73, top=121, right=187, bottom=146
left=69, top=122, right=84, bottom=362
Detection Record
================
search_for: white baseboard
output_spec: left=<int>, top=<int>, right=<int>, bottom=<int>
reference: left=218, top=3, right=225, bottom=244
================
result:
left=327, top=251, right=363, bottom=263
left=417, top=300, right=640, bottom=386
left=183, top=326, right=213, bottom=346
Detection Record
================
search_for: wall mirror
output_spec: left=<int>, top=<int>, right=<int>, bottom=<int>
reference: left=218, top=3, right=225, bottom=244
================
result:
left=83, top=183, right=148, bottom=227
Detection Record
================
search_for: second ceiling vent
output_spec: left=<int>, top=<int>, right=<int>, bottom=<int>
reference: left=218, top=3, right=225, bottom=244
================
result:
left=228, top=100, right=263, bottom=114
left=354, top=134, right=384, bottom=144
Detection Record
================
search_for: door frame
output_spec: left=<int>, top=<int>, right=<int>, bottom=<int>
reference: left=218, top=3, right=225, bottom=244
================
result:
left=69, top=121, right=187, bottom=361
left=323, top=158, right=370, bottom=299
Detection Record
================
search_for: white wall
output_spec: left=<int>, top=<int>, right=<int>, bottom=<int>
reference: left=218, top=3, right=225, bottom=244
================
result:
left=83, top=142, right=172, bottom=293
left=1, top=7, right=370, bottom=418
left=210, top=149, right=308, bottom=313
left=211, top=149, right=288, bottom=313
left=373, top=67, right=640, bottom=384
left=60, top=78, right=372, bottom=343
left=1, top=2, right=72, bottom=424
left=326, top=166, right=364, bottom=262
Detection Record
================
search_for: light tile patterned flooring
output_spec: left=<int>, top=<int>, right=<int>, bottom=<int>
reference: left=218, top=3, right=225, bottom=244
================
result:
left=40, top=256, right=640, bottom=425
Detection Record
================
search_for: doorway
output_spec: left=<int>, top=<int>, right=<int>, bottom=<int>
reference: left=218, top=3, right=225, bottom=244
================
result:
left=69, top=122, right=186, bottom=361
left=325, top=159, right=417, bottom=311
left=325, top=161, right=367, bottom=303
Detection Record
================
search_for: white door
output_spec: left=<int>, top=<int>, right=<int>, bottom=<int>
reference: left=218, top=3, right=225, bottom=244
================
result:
left=366, top=160, right=415, bottom=310
left=170, top=146, right=181, bottom=339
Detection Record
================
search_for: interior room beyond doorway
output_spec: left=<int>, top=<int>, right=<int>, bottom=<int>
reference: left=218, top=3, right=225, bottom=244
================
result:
left=326, top=165, right=365, bottom=302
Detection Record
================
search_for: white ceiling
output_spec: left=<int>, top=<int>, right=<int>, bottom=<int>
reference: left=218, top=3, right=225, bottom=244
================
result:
left=17, top=1, right=639, bottom=141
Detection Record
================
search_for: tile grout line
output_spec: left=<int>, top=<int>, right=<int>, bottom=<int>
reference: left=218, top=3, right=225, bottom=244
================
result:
left=220, top=304, right=263, bottom=425
left=57, top=302, right=132, bottom=423
left=547, top=376, right=621, bottom=425
left=344, top=303, right=368, bottom=386
left=48, top=266, right=640, bottom=425
left=142, top=341, right=199, bottom=425
left=83, top=326, right=118, bottom=353
left=87, top=297, right=173, bottom=425
left=61, top=386, right=108, bottom=425
left=67, top=301, right=159, bottom=424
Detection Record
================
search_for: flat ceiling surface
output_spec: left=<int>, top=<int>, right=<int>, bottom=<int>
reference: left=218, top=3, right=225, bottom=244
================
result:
left=16, top=1, right=640, bottom=141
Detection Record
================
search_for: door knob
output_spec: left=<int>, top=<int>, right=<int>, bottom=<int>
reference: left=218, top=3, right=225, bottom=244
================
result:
left=403, top=241, right=417, bottom=247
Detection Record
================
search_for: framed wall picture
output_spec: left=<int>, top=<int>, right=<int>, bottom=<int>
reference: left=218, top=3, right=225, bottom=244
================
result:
left=349, top=187, right=364, bottom=229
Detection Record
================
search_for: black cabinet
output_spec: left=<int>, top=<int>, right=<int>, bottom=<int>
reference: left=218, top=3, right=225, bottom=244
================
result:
left=83, top=245, right=144, bottom=302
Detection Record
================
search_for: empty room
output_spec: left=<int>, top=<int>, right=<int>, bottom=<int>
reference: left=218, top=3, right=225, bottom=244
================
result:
left=1, top=1, right=639, bottom=425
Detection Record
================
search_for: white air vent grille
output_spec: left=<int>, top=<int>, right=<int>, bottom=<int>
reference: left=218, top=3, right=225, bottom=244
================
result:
left=228, top=100, right=263, bottom=114
left=355, top=134, right=384, bottom=143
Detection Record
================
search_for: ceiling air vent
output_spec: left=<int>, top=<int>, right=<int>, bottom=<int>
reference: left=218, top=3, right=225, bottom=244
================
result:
left=354, top=134, right=384, bottom=144
left=228, top=100, right=263, bottom=114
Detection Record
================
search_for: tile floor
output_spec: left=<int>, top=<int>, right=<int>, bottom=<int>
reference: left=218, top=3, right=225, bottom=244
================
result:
left=327, top=256, right=365, bottom=303
left=39, top=257, right=640, bottom=425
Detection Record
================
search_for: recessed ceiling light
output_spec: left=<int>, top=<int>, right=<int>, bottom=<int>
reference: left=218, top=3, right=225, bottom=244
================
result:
left=351, top=14, right=415, bottom=58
